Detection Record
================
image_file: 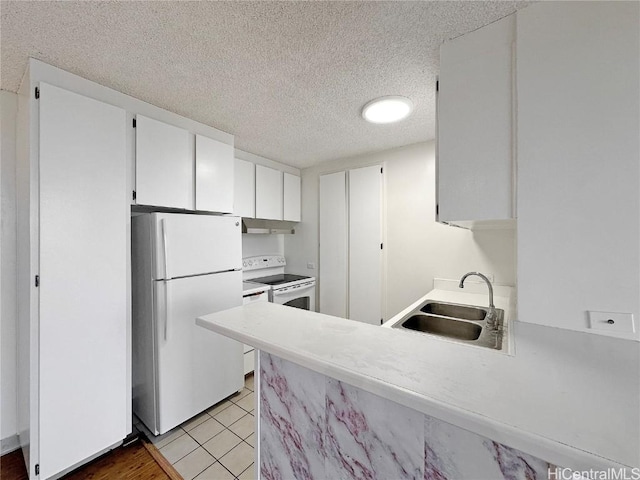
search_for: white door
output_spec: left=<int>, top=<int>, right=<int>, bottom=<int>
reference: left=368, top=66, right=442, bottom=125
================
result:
left=135, top=115, right=194, bottom=210
left=283, top=173, right=301, bottom=221
left=255, top=165, right=283, bottom=220
left=319, top=172, right=348, bottom=317
left=39, top=83, right=128, bottom=478
left=234, top=158, right=255, bottom=218
left=196, top=134, right=234, bottom=213
left=152, top=213, right=242, bottom=279
left=349, top=166, right=383, bottom=325
left=155, top=270, right=243, bottom=434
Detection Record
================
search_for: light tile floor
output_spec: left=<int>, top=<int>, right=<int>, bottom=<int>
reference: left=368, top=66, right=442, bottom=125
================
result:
left=136, top=374, right=256, bottom=480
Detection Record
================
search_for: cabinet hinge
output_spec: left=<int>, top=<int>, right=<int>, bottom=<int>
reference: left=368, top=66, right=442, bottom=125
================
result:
left=132, top=118, right=136, bottom=128
left=436, top=204, right=439, bottom=216
left=436, top=80, right=439, bottom=92
left=380, top=167, right=383, bottom=174
left=380, top=243, right=383, bottom=250
left=380, top=318, right=383, bottom=325
left=35, top=464, right=40, bottom=475
left=132, top=190, right=137, bottom=201
left=35, top=87, right=40, bottom=99
left=35, top=275, right=40, bottom=287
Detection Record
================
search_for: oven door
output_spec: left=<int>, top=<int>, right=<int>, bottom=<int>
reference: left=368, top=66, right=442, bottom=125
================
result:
left=271, top=281, right=316, bottom=311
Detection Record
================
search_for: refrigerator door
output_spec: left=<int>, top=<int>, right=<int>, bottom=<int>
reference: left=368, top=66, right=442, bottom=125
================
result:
left=152, top=213, right=242, bottom=280
left=154, top=270, right=243, bottom=434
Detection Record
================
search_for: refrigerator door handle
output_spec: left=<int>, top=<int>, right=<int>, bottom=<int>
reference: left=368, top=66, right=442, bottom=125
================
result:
left=163, top=280, right=169, bottom=341
left=161, top=218, right=169, bottom=280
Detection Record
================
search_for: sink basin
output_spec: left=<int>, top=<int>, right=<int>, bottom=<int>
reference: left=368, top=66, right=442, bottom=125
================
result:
left=391, top=300, right=504, bottom=350
left=420, top=302, right=486, bottom=321
left=401, top=314, right=482, bottom=341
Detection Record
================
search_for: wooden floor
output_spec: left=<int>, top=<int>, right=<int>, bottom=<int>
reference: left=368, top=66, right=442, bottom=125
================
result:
left=0, top=439, right=180, bottom=480
left=0, top=449, right=28, bottom=480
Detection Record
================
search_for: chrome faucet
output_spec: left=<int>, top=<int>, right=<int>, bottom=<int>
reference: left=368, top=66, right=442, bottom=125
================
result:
left=459, top=272, right=498, bottom=329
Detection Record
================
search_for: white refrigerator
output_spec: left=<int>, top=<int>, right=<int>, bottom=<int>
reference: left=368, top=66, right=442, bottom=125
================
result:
left=132, top=213, right=244, bottom=435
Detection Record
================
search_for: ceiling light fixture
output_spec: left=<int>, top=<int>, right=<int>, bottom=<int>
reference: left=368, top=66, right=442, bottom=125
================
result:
left=362, top=96, right=414, bottom=124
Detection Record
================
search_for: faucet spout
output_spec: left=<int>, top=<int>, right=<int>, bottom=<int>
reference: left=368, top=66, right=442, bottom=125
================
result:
left=459, top=272, right=497, bottom=328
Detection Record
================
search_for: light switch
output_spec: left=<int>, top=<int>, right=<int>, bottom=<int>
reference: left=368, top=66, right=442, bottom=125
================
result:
left=588, top=311, right=635, bottom=333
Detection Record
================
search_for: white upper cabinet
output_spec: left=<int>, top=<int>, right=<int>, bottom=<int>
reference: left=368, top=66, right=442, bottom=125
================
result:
left=283, top=172, right=301, bottom=222
left=234, top=158, right=255, bottom=218
left=255, top=165, right=283, bottom=220
left=437, top=14, right=515, bottom=224
left=195, top=134, right=234, bottom=213
left=135, top=115, right=193, bottom=210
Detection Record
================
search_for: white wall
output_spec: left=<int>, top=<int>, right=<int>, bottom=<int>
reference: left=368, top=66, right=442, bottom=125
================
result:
left=1, top=90, right=19, bottom=450
left=285, top=141, right=516, bottom=319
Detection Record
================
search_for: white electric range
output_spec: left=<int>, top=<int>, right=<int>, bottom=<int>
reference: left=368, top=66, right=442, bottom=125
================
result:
left=243, top=255, right=316, bottom=311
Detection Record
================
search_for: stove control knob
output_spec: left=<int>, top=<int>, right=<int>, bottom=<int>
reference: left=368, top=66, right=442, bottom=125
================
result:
left=243, top=261, right=247, bottom=267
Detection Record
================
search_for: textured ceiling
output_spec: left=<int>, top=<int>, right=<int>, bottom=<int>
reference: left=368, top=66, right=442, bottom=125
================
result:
left=1, top=1, right=530, bottom=168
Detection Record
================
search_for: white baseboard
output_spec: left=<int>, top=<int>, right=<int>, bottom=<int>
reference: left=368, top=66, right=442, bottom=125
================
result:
left=1, top=434, right=20, bottom=455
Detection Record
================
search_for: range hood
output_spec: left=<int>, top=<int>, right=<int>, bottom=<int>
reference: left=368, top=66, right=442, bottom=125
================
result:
left=241, top=218, right=296, bottom=234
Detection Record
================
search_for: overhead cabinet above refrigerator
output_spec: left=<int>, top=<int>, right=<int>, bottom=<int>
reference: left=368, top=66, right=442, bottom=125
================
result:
left=135, top=115, right=193, bottom=210
left=134, top=116, right=235, bottom=213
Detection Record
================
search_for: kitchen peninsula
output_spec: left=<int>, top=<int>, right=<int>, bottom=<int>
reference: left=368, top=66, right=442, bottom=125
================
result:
left=197, top=285, right=640, bottom=479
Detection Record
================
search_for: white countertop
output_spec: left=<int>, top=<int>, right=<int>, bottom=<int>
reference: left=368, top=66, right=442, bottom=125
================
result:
left=197, top=284, right=640, bottom=470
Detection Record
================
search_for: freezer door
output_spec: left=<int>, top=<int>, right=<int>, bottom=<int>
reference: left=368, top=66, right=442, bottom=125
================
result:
left=152, top=213, right=242, bottom=280
left=154, top=270, right=243, bottom=434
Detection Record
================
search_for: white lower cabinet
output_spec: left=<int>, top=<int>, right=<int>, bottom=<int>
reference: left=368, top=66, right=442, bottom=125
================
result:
left=19, top=83, right=129, bottom=479
left=242, top=290, right=269, bottom=374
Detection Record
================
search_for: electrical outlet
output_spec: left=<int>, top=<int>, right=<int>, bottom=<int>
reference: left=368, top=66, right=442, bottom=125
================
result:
left=588, top=311, right=635, bottom=333
left=307, top=262, right=316, bottom=270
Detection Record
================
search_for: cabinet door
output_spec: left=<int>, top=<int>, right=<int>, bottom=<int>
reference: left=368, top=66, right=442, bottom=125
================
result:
left=195, top=134, right=234, bottom=213
left=437, top=14, right=514, bottom=222
left=349, top=166, right=383, bottom=325
left=136, top=115, right=193, bottom=209
left=283, top=172, right=301, bottom=222
left=319, top=172, right=348, bottom=317
left=517, top=2, right=640, bottom=341
left=39, top=83, right=128, bottom=478
left=234, top=158, right=255, bottom=218
left=255, top=165, right=283, bottom=220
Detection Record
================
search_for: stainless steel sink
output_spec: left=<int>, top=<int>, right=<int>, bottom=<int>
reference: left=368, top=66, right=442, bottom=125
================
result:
left=392, top=301, right=504, bottom=350
left=402, top=314, right=482, bottom=340
left=420, top=302, right=487, bottom=321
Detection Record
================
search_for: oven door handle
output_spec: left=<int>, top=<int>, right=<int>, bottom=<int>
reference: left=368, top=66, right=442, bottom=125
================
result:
left=272, top=283, right=315, bottom=296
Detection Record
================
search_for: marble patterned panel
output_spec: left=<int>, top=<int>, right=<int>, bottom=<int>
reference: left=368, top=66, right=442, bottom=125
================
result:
left=260, top=352, right=326, bottom=480
left=326, top=379, right=424, bottom=480
left=424, top=415, right=554, bottom=480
